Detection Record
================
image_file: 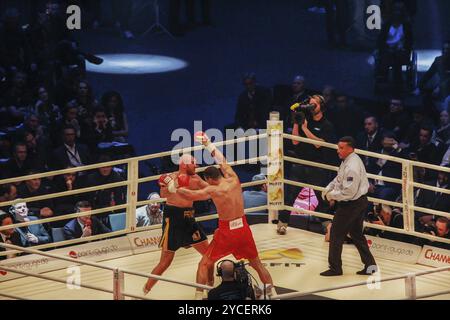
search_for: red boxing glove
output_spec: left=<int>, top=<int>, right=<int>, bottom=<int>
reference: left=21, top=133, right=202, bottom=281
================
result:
left=159, top=174, right=178, bottom=193
left=158, top=174, right=173, bottom=187
left=177, top=174, right=190, bottom=188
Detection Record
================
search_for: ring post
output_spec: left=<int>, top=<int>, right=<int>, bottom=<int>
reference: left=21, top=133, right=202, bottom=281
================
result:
left=401, top=162, right=415, bottom=232
left=126, top=159, right=139, bottom=232
left=405, top=273, right=417, bottom=300
left=113, top=268, right=125, bottom=300
left=267, top=112, right=284, bottom=223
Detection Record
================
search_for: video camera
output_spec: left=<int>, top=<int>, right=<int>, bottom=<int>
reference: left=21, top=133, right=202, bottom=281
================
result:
left=290, top=98, right=315, bottom=125
left=217, top=260, right=255, bottom=300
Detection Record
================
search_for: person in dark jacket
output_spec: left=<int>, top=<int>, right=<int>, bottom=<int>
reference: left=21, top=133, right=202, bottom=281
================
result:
left=0, top=211, right=25, bottom=260
left=63, top=201, right=111, bottom=240
left=234, top=73, right=272, bottom=130
left=85, top=155, right=126, bottom=228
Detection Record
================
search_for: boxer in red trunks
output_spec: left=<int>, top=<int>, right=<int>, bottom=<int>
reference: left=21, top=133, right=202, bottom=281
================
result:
left=177, top=132, right=274, bottom=299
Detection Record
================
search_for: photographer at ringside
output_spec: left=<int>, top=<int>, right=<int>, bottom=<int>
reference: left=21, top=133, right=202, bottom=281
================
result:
left=207, top=260, right=255, bottom=300
left=365, top=204, right=407, bottom=242
left=278, top=95, right=336, bottom=235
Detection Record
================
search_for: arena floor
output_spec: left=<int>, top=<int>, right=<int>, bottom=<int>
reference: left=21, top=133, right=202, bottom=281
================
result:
left=0, top=224, right=449, bottom=300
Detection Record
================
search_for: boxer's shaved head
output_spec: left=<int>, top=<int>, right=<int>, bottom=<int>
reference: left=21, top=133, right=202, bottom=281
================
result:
left=179, top=154, right=197, bottom=175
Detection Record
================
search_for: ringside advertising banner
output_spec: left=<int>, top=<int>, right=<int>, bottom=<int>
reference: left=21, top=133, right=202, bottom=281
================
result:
left=417, top=245, right=450, bottom=268
left=0, top=253, right=70, bottom=282
left=0, top=236, right=133, bottom=282
left=366, top=236, right=422, bottom=264
left=52, top=236, right=133, bottom=262
left=127, top=229, right=163, bottom=255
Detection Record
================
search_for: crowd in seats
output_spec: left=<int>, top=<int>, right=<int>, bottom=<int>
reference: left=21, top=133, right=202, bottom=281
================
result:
left=1, top=1, right=449, bottom=259
left=0, top=2, right=140, bottom=258
left=232, top=70, right=450, bottom=248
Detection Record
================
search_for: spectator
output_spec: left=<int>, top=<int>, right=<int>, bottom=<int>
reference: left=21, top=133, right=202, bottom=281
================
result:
left=51, top=125, right=92, bottom=170
left=234, top=73, right=272, bottom=130
left=83, top=108, right=114, bottom=152
left=63, top=201, right=111, bottom=240
left=86, top=155, right=126, bottom=228
left=15, top=113, right=47, bottom=143
left=0, top=133, right=12, bottom=159
left=52, top=101, right=82, bottom=145
left=327, top=94, right=363, bottom=139
left=34, top=86, right=62, bottom=129
left=416, top=167, right=450, bottom=225
left=409, top=126, right=441, bottom=165
left=279, top=95, right=336, bottom=235
left=419, top=40, right=450, bottom=103
left=435, top=109, right=450, bottom=147
left=0, top=184, right=17, bottom=212
left=75, top=80, right=97, bottom=125
left=23, top=131, right=48, bottom=171
left=376, top=6, right=413, bottom=85
left=366, top=204, right=405, bottom=242
left=243, top=174, right=267, bottom=215
left=0, top=211, right=25, bottom=260
left=367, top=131, right=406, bottom=201
left=442, top=146, right=450, bottom=166
left=356, top=116, right=384, bottom=166
left=4, top=72, right=33, bottom=125
left=9, top=201, right=50, bottom=246
left=322, top=85, right=336, bottom=112
left=17, top=169, right=54, bottom=219
left=278, top=75, right=311, bottom=127
left=52, top=168, right=86, bottom=227
left=136, top=192, right=164, bottom=227
left=1, top=142, right=33, bottom=179
left=403, top=108, right=434, bottom=148
left=101, top=91, right=129, bottom=142
left=382, top=98, right=411, bottom=142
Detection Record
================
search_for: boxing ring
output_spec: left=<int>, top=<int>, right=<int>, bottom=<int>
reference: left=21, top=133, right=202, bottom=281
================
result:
left=0, top=112, right=449, bottom=300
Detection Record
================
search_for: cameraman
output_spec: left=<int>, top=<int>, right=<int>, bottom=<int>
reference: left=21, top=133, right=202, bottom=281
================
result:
left=278, top=95, right=336, bottom=235
left=208, top=260, right=252, bottom=300
left=419, top=217, right=450, bottom=250
left=366, top=204, right=407, bottom=242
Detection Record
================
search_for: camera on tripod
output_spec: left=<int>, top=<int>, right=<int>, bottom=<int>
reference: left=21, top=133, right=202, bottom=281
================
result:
left=290, top=99, right=315, bottom=125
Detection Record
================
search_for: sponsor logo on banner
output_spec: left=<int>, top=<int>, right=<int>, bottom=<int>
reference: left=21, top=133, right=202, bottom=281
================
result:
left=0, top=254, right=69, bottom=282
left=417, top=245, right=450, bottom=268
left=366, top=236, right=422, bottom=264
left=53, top=237, right=132, bottom=262
left=127, top=229, right=163, bottom=255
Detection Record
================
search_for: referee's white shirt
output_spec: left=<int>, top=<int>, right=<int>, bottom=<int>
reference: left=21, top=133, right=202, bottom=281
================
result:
left=326, top=152, right=369, bottom=202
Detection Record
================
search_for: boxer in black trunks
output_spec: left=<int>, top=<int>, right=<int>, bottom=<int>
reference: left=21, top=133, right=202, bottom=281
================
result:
left=143, top=154, right=213, bottom=295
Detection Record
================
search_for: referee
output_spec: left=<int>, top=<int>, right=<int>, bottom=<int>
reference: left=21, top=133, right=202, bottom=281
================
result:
left=320, top=137, right=377, bottom=277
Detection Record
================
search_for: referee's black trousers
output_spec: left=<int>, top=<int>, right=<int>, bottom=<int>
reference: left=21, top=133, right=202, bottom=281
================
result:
left=329, top=196, right=376, bottom=272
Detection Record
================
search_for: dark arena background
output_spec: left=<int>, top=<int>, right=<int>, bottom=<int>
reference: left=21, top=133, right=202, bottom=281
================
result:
left=0, top=0, right=449, bottom=308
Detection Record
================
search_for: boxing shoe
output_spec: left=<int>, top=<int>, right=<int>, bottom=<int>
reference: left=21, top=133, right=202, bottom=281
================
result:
left=320, top=269, right=343, bottom=277
left=356, top=265, right=379, bottom=276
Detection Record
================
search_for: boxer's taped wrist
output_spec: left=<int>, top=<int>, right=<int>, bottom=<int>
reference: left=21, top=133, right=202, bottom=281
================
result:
left=205, top=141, right=216, bottom=154
left=167, top=181, right=177, bottom=193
